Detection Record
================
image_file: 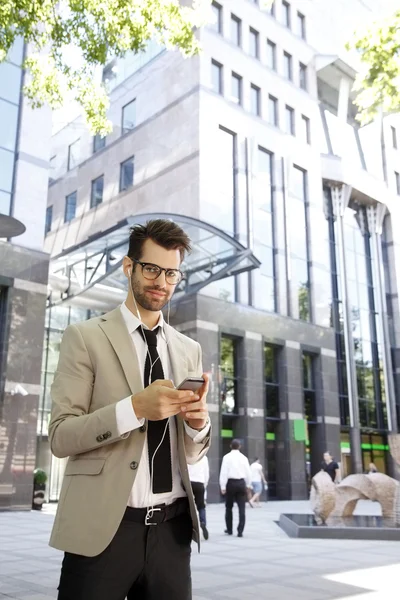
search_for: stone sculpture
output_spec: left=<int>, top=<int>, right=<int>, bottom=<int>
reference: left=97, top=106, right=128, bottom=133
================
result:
left=310, top=471, right=400, bottom=525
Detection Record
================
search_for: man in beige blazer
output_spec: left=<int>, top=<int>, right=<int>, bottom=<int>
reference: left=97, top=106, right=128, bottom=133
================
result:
left=49, top=219, right=210, bottom=600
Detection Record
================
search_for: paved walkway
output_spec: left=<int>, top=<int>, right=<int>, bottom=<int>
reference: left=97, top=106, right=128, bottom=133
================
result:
left=0, top=500, right=399, bottom=599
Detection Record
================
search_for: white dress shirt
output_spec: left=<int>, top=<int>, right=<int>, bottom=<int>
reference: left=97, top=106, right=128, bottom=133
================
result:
left=219, top=450, right=252, bottom=491
left=250, top=462, right=263, bottom=483
left=115, top=302, right=209, bottom=508
left=188, top=455, right=209, bottom=487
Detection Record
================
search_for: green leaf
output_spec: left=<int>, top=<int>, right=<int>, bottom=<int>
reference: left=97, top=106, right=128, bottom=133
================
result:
left=0, top=0, right=212, bottom=132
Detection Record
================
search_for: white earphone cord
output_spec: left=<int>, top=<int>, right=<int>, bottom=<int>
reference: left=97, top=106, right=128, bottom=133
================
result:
left=128, top=268, right=172, bottom=517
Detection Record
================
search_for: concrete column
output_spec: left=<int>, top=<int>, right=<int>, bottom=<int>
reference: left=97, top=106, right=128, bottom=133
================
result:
left=276, top=341, right=308, bottom=500
left=331, top=184, right=363, bottom=474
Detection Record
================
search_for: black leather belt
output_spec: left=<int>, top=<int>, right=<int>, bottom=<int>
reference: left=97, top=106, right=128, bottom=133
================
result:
left=123, top=497, right=189, bottom=526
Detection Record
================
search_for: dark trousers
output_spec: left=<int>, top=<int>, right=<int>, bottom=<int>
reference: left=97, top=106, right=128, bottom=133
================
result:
left=191, top=481, right=206, bottom=525
left=225, top=478, right=246, bottom=535
left=57, top=511, right=192, bottom=600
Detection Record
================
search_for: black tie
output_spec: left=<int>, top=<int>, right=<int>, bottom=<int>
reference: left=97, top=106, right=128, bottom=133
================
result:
left=140, top=327, right=172, bottom=494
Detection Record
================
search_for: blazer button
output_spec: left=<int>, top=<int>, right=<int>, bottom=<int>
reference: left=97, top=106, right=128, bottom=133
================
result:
left=96, top=435, right=103, bottom=443
left=139, top=425, right=146, bottom=433
left=130, top=461, right=138, bottom=470
left=105, top=431, right=112, bottom=439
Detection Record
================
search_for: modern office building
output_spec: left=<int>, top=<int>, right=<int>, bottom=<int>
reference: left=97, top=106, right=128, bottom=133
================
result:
left=40, top=0, right=400, bottom=502
left=0, top=40, right=51, bottom=509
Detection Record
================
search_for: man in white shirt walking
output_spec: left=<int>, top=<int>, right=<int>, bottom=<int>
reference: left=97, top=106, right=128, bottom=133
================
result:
left=219, top=440, right=252, bottom=537
left=188, top=455, right=210, bottom=540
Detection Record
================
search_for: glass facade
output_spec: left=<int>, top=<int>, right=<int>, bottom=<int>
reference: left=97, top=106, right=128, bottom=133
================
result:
left=289, top=166, right=310, bottom=320
left=264, top=344, right=280, bottom=498
left=90, top=175, right=104, bottom=208
left=252, top=147, right=275, bottom=311
left=303, top=353, right=316, bottom=423
left=0, top=38, right=23, bottom=216
left=67, top=139, right=80, bottom=171
left=64, top=191, right=77, bottom=223
left=93, top=133, right=106, bottom=153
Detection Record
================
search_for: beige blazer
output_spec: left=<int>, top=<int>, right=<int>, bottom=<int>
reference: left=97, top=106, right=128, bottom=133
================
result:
left=48, top=307, right=210, bottom=557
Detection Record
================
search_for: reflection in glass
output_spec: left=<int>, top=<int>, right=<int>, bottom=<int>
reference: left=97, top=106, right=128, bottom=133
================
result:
left=265, top=344, right=280, bottom=418
left=0, top=190, right=11, bottom=215
left=0, top=99, right=18, bottom=151
left=122, top=99, right=136, bottom=134
left=220, top=336, right=238, bottom=413
left=0, top=147, right=15, bottom=192
left=120, top=156, right=134, bottom=191
left=0, top=61, right=22, bottom=104
left=64, top=191, right=77, bottom=223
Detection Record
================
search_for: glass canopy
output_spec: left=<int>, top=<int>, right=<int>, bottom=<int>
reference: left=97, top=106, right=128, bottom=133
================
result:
left=49, top=213, right=260, bottom=308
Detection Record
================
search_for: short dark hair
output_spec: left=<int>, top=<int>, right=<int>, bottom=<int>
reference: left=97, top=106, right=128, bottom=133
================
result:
left=128, top=219, right=191, bottom=263
left=231, top=439, right=241, bottom=450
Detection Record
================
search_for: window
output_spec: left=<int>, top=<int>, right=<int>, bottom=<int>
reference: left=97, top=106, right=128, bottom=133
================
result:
left=391, top=126, right=398, bottom=149
left=283, top=52, right=292, bottom=80
left=250, top=84, right=261, bottom=117
left=231, top=14, right=241, bottom=47
left=282, top=1, right=291, bottom=28
left=268, top=95, right=278, bottom=126
left=266, top=40, right=276, bottom=70
left=64, top=191, right=77, bottom=223
left=301, top=115, right=310, bottom=144
left=67, top=139, right=80, bottom=171
left=231, top=72, right=242, bottom=105
left=297, top=11, right=306, bottom=39
left=0, top=191, right=11, bottom=215
left=0, top=99, right=18, bottom=152
left=93, top=134, right=106, bottom=154
left=0, top=61, right=22, bottom=104
left=290, top=166, right=310, bottom=321
left=268, top=1, right=275, bottom=17
left=249, top=28, right=259, bottom=59
left=122, top=99, right=136, bottom=134
left=211, top=59, right=223, bottom=94
left=120, top=157, right=134, bottom=191
left=90, top=175, right=104, bottom=208
left=303, top=353, right=316, bottom=422
left=299, top=62, right=307, bottom=90
left=0, top=148, right=14, bottom=193
left=285, top=105, right=295, bottom=135
left=211, top=1, right=222, bottom=34
left=265, top=345, right=280, bottom=418
left=220, top=336, right=238, bottom=414
left=45, top=206, right=52, bottom=235
left=396, top=171, right=400, bottom=195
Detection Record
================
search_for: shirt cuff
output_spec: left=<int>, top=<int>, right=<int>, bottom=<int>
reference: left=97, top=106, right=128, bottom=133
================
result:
left=183, top=419, right=210, bottom=443
left=116, top=396, right=145, bottom=436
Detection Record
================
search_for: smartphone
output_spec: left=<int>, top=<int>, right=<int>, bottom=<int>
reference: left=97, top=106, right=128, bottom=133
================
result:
left=177, top=377, right=204, bottom=392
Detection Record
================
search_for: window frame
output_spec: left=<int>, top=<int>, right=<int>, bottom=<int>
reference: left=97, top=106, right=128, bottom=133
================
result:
left=266, top=39, right=277, bottom=71
left=230, top=14, right=242, bottom=47
left=303, top=352, right=317, bottom=423
left=391, top=125, right=398, bottom=150
left=211, top=59, right=223, bottom=95
left=231, top=71, right=243, bottom=106
left=67, top=139, right=80, bottom=171
left=395, top=171, right=400, bottom=195
left=282, top=0, right=291, bottom=28
left=45, top=206, right=53, bottom=235
left=283, top=51, right=293, bottom=81
left=264, top=344, right=280, bottom=420
left=220, top=335, right=239, bottom=416
left=285, top=105, right=295, bottom=135
left=250, top=84, right=261, bottom=117
left=301, top=114, right=310, bottom=144
left=211, top=1, right=223, bottom=34
left=268, top=95, right=278, bottom=126
left=297, top=11, right=306, bottom=39
left=121, top=99, right=136, bottom=135
left=120, top=156, right=135, bottom=192
left=90, top=175, right=104, bottom=209
left=64, top=191, right=77, bottom=223
left=299, top=62, right=308, bottom=91
left=93, top=133, right=106, bottom=154
left=249, top=27, right=260, bottom=59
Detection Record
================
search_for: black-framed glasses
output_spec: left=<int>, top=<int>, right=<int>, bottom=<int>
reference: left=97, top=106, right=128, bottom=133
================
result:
left=132, top=258, right=183, bottom=285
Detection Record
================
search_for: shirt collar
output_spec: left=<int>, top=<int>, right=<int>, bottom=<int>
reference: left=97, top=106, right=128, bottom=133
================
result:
left=120, top=302, right=166, bottom=339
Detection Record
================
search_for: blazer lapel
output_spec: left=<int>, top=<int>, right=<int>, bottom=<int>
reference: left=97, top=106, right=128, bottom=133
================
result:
left=98, top=308, right=143, bottom=396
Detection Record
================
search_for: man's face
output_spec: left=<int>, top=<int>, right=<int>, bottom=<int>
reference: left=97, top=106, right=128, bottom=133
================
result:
left=323, top=453, right=331, bottom=463
left=129, top=239, right=181, bottom=312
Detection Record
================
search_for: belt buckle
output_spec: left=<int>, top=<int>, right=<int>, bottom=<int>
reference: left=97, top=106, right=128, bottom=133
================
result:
left=145, top=507, right=161, bottom=526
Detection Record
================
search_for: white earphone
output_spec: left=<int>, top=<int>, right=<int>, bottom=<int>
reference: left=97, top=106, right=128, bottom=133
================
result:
left=126, top=261, right=171, bottom=517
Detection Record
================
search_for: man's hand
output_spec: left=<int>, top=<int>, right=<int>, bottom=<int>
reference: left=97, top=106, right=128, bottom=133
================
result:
left=221, top=489, right=226, bottom=495
left=132, top=380, right=198, bottom=421
left=180, top=373, right=209, bottom=431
